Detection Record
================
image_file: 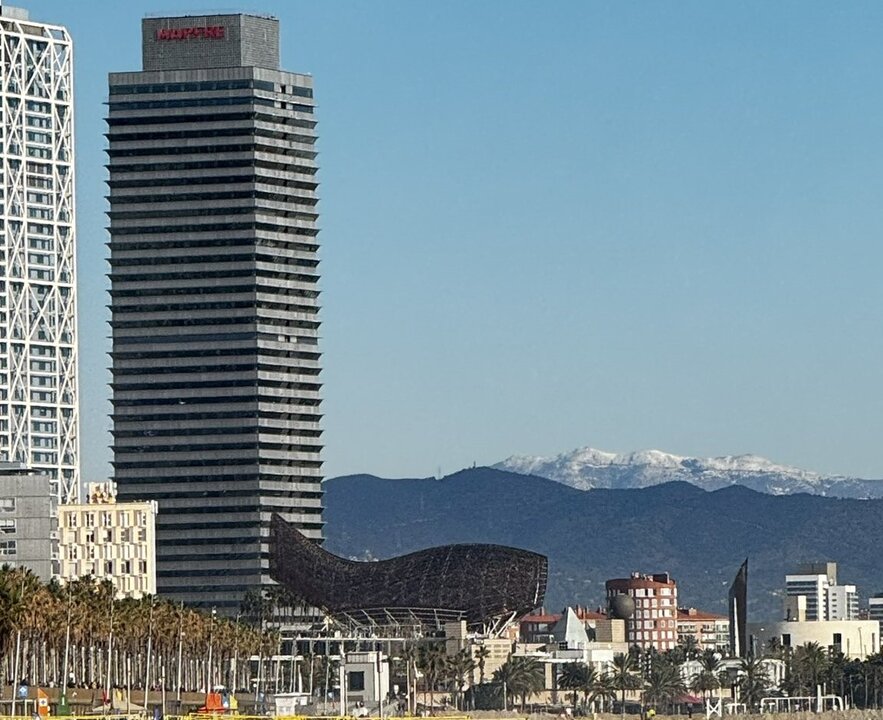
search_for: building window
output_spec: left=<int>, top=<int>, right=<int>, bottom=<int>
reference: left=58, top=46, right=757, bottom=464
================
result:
left=0, top=519, right=15, bottom=534
left=348, top=671, right=365, bottom=692
left=0, top=540, right=16, bottom=556
left=0, top=498, right=14, bottom=512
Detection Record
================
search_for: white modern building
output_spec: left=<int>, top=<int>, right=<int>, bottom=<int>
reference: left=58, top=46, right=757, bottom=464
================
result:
left=827, top=583, right=859, bottom=621
left=785, top=562, right=857, bottom=621
left=0, top=7, right=80, bottom=504
left=749, top=619, right=879, bottom=660
left=340, top=651, right=390, bottom=715
left=869, top=597, right=883, bottom=638
left=58, top=482, right=157, bottom=598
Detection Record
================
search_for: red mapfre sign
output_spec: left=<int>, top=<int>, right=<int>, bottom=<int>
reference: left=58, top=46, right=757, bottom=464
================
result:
left=156, top=26, right=226, bottom=41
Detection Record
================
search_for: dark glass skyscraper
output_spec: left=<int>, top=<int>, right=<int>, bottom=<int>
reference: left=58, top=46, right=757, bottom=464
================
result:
left=107, top=13, right=323, bottom=611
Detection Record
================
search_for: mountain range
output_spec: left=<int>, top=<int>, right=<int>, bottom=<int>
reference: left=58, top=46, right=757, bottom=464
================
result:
left=323, top=467, right=883, bottom=620
left=495, top=447, right=883, bottom=498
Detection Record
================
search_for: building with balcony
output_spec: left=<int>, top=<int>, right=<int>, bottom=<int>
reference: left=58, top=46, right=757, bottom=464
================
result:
left=107, top=13, right=324, bottom=612
left=676, top=607, right=730, bottom=652
left=58, top=482, right=157, bottom=598
left=606, top=572, right=678, bottom=651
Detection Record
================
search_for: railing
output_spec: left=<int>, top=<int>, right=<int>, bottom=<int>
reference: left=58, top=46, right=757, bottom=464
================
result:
left=0, top=716, right=473, bottom=720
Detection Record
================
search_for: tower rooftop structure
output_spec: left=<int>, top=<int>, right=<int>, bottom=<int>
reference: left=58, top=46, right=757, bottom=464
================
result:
left=141, top=13, right=281, bottom=71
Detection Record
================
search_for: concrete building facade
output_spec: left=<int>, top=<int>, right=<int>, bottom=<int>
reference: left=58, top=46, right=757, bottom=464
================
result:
left=606, top=572, right=678, bottom=651
left=0, top=7, right=80, bottom=503
left=58, top=482, right=157, bottom=598
left=107, top=13, right=323, bottom=612
left=0, top=464, right=57, bottom=580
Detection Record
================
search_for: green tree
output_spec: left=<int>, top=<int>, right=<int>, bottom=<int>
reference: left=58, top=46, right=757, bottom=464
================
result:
left=644, top=663, right=685, bottom=712
left=494, top=656, right=545, bottom=710
left=447, top=648, right=474, bottom=710
left=557, top=661, right=588, bottom=709
left=417, top=643, right=448, bottom=711
left=474, top=644, right=491, bottom=684
left=692, top=649, right=722, bottom=699
left=679, top=634, right=700, bottom=661
left=611, top=652, right=641, bottom=718
left=590, top=671, right=618, bottom=713
left=790, top=642, right=829, bottom=695
left=738, top=657, right=770, bottom=710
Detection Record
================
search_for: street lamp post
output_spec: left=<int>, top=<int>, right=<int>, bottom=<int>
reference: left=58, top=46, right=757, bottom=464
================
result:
left=206, top=607, right=217, bottom=694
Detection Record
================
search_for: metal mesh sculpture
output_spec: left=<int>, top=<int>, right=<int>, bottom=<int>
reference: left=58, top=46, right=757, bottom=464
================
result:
left=270, top=514, right=547, bottom=629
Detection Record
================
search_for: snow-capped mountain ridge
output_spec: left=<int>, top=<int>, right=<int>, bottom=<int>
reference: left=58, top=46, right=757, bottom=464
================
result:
left=494, top=446, right=880, bottom=498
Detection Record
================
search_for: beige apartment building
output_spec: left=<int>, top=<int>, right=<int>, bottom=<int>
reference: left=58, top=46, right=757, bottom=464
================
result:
left=59, top=482, right=157, bottom=598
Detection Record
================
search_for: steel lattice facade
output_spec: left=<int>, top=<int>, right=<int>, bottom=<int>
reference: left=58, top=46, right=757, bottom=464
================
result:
left=0, top=7, right=80, bottom=504
left=270, top=514, right=548, bottom=630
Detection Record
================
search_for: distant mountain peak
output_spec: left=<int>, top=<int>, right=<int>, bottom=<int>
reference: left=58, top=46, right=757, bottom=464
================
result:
left=494, top=446, right=882, bottom=498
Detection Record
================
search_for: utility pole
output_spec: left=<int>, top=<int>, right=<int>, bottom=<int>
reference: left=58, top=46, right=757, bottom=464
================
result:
left=206, top=606, right=217, bottom=694
left=105, top=591, right=115, bottom=716
left=176, top=603, right=184, bottom=704
left=144, top=597, right=155, bottom=707
left=10, top=577, right=24, bottom=717
left=61, top=586, right=73, bottom=703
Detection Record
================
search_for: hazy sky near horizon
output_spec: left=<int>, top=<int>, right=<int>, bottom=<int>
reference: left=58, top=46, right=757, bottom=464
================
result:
left=23, top=0, right=883, bottom=481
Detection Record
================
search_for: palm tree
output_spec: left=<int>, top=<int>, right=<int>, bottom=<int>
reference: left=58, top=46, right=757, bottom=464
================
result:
left=474, top=644, right=491, bottom=684
left=400, top=642, right=420, bottom=715
left=557, top=661, right=588, bottom=709
left=0, top=566, right=273, bottom=695
left=580, top=665, right=600, bottom=710
left=511, top=656, right=545, bottom=709
left=763, top=636, right=784, bottom=660
left=417, top=643, right=447, bottom=712
left=589, top=671, right=618, bottom=713
left=738, top=657, right=770, bottom=711
left=446, top=648, right=474, bottom=710
left=790, top=642, right=828, bottom=695
left=692, top=649, right=722, bottom=700
left=644, top=663, right=685, bottom=713
left=611, top=652, right=640, bottom=718
left=679, top=635, right=700, bottom=661
left=494, top=656, right=544, bottom=710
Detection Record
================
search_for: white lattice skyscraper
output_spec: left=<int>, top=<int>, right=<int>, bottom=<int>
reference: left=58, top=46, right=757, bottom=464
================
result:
left=0, top=7, right=79, bottom=503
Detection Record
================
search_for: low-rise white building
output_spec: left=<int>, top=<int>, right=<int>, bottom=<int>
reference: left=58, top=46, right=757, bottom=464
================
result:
left=341, top=651, right=390, bottom=715
left=59, top=482, right=157, bottom=598
left=749, top=619, right=879, bottom=660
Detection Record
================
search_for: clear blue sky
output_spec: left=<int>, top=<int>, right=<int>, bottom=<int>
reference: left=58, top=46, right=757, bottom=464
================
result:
left=23, top=0, right=883, bottom=481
